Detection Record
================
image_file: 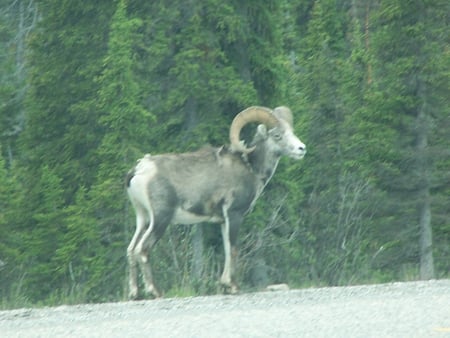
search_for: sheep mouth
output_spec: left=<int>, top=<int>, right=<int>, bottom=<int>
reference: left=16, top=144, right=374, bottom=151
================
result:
left=291, top=150, right=306, bottom=160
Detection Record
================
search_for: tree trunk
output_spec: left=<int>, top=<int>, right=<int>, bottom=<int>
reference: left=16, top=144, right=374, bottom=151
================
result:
left=417, top=92, right=434, bottom=280
left=419, top=186, right=434, bottom=279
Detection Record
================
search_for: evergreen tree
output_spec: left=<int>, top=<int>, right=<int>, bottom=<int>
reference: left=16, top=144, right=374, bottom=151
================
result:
left=53, top=188, right=106, bottom=302
left=15, top=0, right=114, bottom=302
left=0, top=148, right=21, bottom=301
left=369, top=0, right=450, bottom=279
left=0, top=0, right=38, bottom=165
left=84, top=0, right=154, bottom=299
left=21, top=0, right=114, bottom=196
left=290, top=0, right=353, bottom=285
left=131, top=0, right=260, bottom=153
left=21, top=165, right=66, bottom=300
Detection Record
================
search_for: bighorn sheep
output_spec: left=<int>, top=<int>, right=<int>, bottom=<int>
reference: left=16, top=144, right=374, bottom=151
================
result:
left=126, top=106, right=306, bottom=299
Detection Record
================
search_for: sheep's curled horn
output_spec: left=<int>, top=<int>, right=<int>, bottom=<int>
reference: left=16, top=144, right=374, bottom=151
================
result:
left=273, top=106, right=293, bottom=128
left=229, top=106, right=279, bottom=154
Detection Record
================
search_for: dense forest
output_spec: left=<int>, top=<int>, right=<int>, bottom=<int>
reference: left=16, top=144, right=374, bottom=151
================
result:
left=1, top=0, right=449, bottom=308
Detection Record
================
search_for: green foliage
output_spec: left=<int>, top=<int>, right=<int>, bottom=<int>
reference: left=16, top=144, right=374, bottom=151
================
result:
left=364, top=0, right=450, bottom=277
left=0, top=149, right=21, bottom=301
left=20, top=165, right=66, bottom=300
left=0, top=0, right=37, bottom=165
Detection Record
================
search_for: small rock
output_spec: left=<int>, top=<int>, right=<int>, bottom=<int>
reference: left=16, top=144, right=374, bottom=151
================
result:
left=265, top=283, right=290, bottom=292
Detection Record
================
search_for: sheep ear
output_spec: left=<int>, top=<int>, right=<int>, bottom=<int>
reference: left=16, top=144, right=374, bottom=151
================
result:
left=256, top=124, right=268, bottom=138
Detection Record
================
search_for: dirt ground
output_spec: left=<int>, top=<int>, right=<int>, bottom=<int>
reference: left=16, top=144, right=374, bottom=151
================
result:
left=1, top=279, right=449, bottom=337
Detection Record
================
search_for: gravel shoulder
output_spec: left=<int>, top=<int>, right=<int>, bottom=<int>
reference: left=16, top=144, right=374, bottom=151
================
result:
left=1, top=279, right=450, bottom=337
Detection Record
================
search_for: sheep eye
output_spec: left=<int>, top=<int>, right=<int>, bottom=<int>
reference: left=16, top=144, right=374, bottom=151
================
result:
left=272, top=132, right=282, bottom=141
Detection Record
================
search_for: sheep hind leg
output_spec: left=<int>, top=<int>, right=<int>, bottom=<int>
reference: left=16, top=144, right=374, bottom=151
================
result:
left=127, top=211, right=147, bottom=300
left=138, top=249, right=160, bottom=298
left=134, top=212, right=163, bottom=298
left=138, top=245, right=161, bottom=298
left=135, top=206, right=171, bottom=298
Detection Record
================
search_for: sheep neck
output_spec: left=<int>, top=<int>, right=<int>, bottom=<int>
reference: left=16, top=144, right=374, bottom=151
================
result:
left=247, top=141, right=280, bottom=187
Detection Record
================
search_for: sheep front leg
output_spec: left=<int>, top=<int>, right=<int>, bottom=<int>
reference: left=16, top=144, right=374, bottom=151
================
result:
left=220, top=207, right=241, bottom=294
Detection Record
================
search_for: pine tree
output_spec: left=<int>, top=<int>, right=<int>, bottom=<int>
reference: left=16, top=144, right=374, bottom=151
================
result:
left=21, top=165, right=66, bottom=300
left=0, top=148, right=20, bottom=300
left=21, top=0, right=114, bottom=195
left=0, top=0, right=38, bottom=166
left=369, top=0, right=450, bottom=279
left=83, top=0, right=154, bottom=299
left=289, top=0, right=353, bottom=285
left=16, top=0, right=114, bottom=302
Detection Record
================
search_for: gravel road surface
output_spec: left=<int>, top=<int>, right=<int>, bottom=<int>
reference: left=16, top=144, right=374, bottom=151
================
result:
left=1, top=279, right=449, bottom=337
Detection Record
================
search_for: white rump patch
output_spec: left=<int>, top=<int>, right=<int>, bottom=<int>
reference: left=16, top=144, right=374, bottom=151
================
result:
left=128, top=156, right=158, bottom=210
left=134, top=155, right=157, bottom=176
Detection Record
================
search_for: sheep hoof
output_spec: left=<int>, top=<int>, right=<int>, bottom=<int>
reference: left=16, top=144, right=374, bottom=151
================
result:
left=221, top=282, right=239, bottom=295
left=145, top=284, right=161, bottom=299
